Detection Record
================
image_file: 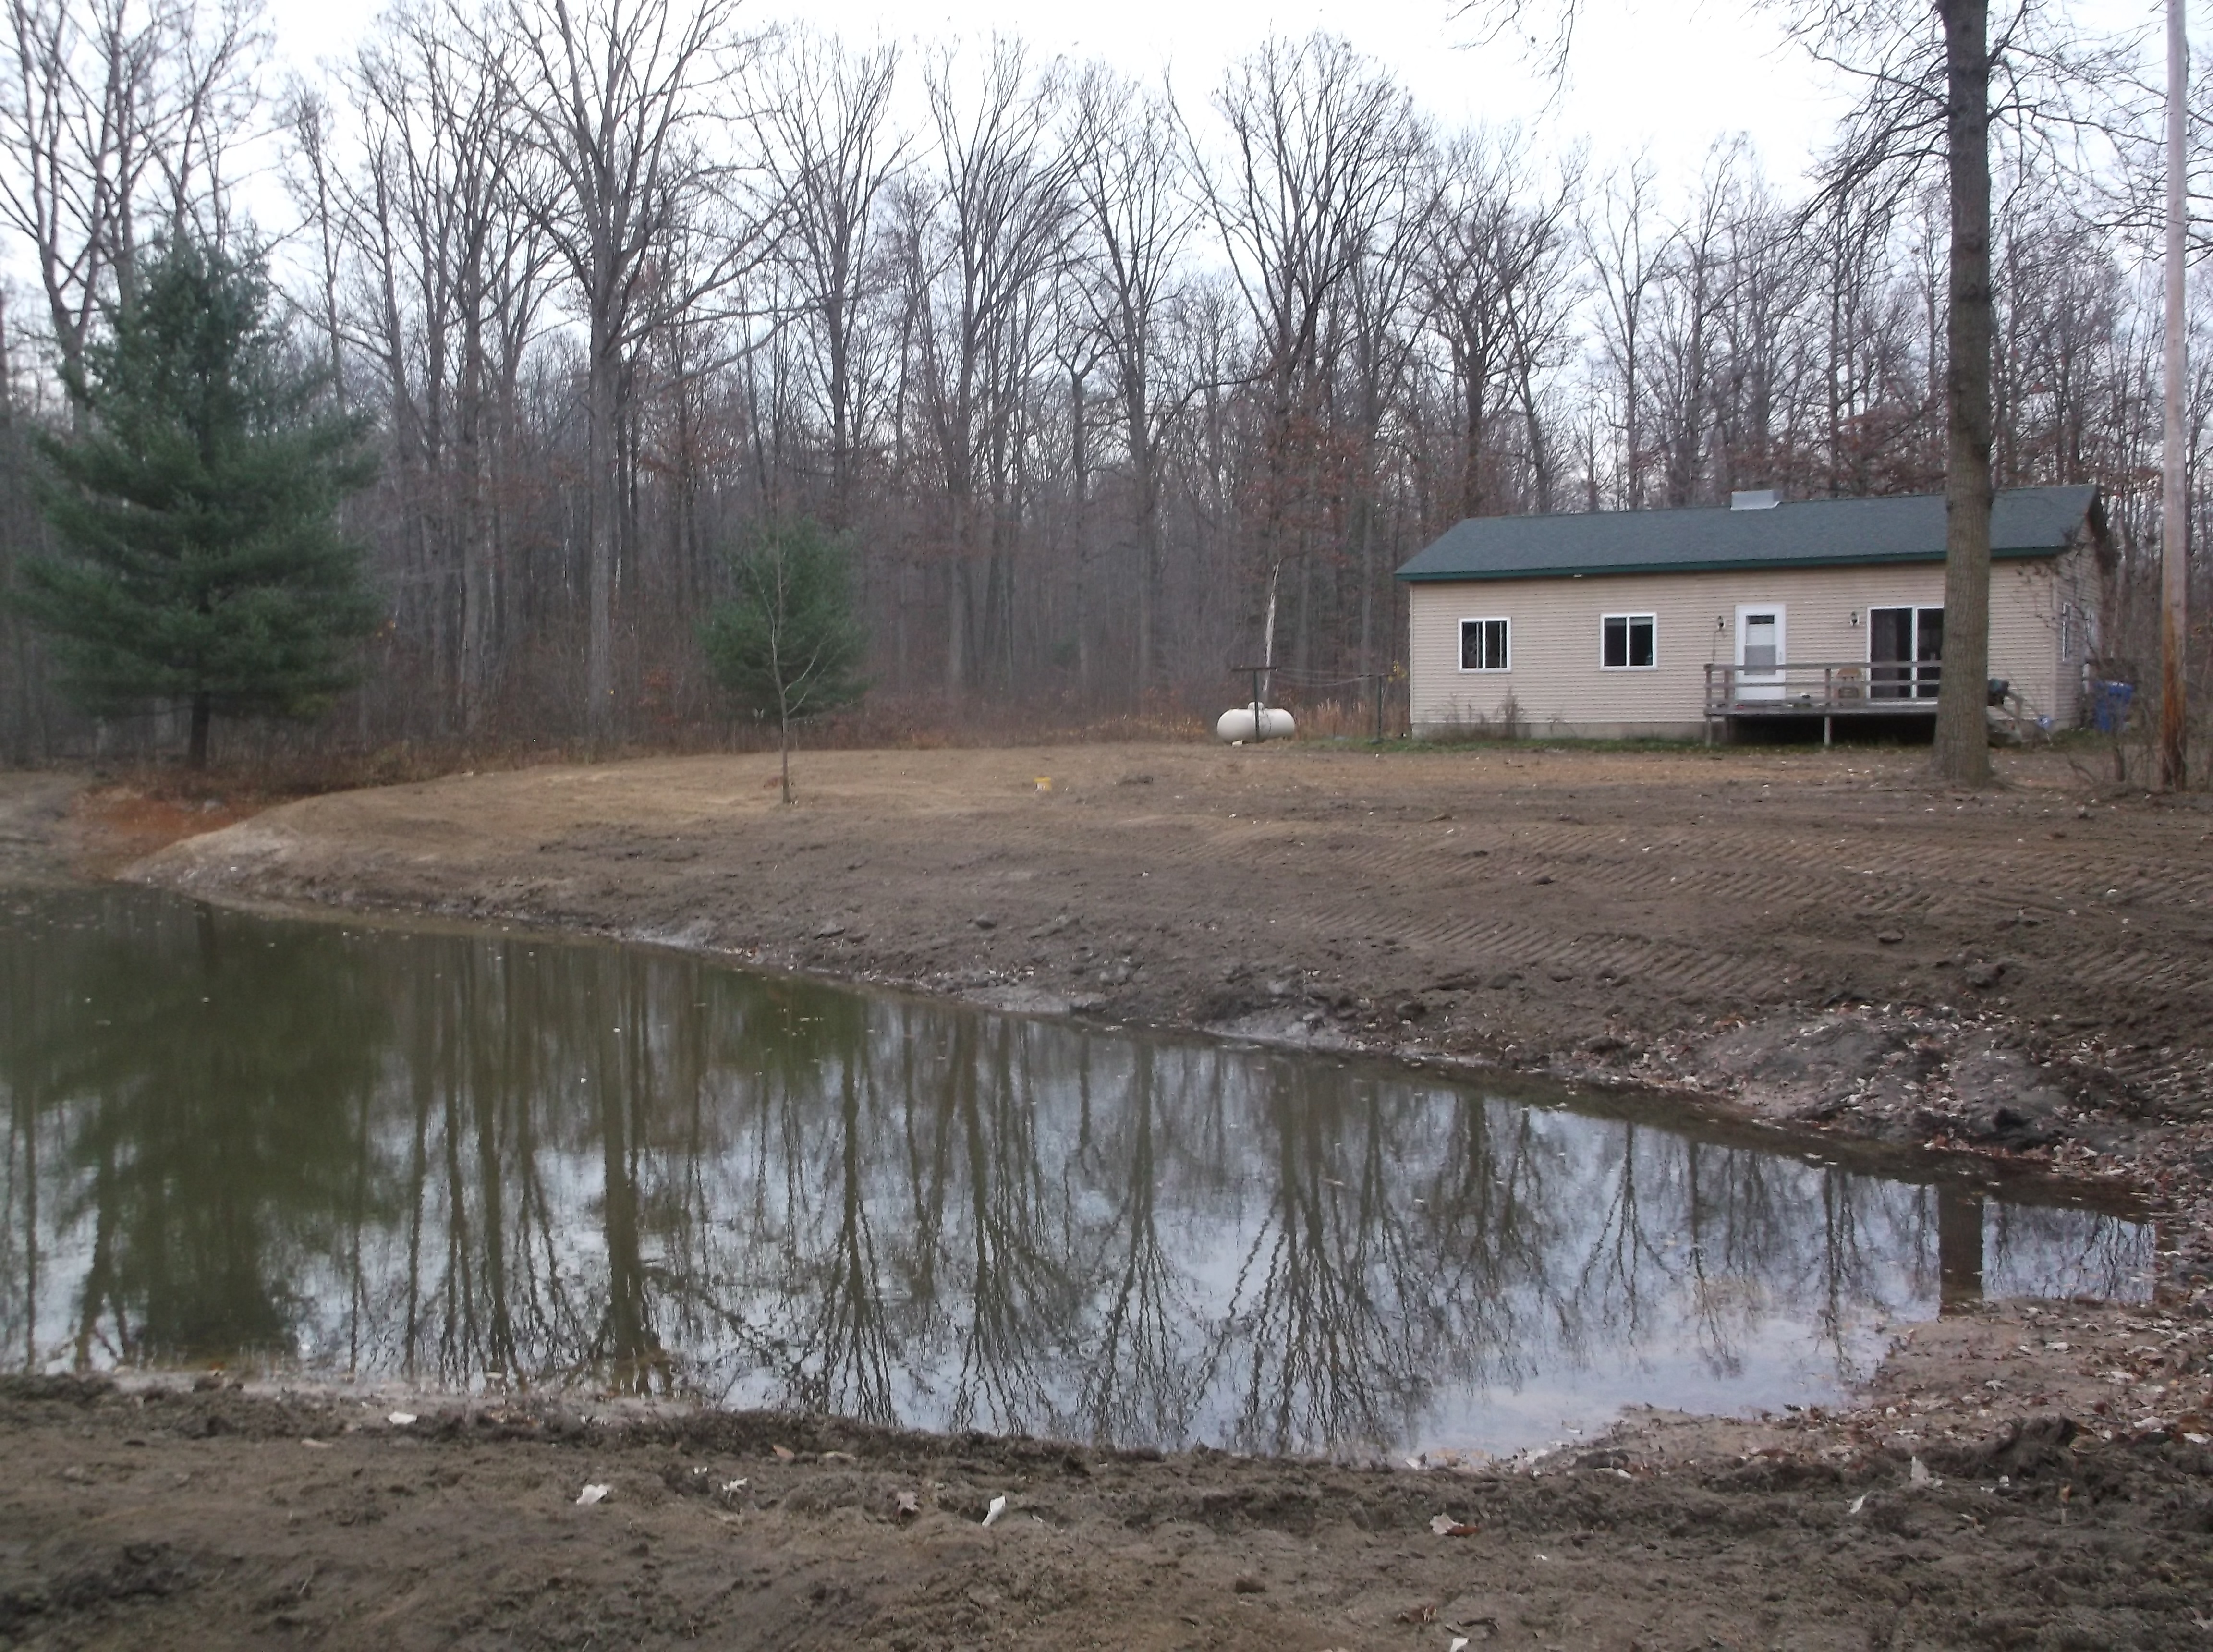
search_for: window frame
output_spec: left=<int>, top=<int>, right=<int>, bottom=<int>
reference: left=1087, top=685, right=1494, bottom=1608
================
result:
left=1458, top=616, right=1511, bottom=673
left=1599, top=611, right=1658, bottom=671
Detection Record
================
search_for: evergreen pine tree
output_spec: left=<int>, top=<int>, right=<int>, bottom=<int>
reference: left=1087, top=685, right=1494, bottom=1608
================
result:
left=700, top=520, right=868, bottom=804
left=17, top=236, right=378, bottom=768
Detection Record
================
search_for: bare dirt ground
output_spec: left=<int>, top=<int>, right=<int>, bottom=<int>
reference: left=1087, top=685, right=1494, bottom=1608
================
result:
left=5, top=741, right=2213, bottom=1648
left=5, top=1298, right=2212, bottom=1651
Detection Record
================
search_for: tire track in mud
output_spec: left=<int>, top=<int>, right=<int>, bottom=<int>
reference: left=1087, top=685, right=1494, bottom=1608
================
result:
left=953, top=803, right=2213, bottom=1048
left=1226, top=809, right=2210, bottom=1090
left=1093, top=813, right=1848, bottom=1005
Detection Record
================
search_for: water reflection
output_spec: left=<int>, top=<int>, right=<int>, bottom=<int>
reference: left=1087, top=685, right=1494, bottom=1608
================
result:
left=0, top=888, right=2152, bottom=1456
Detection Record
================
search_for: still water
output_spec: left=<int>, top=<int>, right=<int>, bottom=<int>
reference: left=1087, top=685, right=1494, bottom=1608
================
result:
left=0, top=887, right=2151, bottom=1458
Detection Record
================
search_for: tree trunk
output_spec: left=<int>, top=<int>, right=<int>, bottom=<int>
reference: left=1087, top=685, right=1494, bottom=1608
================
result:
left=187, top=692, right=211, bottom=770
left=946, top=557, right=968, bottom=699
left=1130, top=398, right=1159, bottom=713
left=2160, top=0, right=2190, bottom=790
left=1070, top=366, right=1091, bottom=703
left=1933, top=0, right=1995, bottom=787
left=586, top=356, right=616, bottom=740
left=1461, top=366, right=1487, bottom=521
left=1357, top=491, right=1374, bottom=684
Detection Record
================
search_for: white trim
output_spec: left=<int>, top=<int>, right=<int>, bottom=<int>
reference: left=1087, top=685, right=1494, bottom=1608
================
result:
left=1599, top=611, right=1658, bottom=670
left=1459, top=616, right=1511, bottom=672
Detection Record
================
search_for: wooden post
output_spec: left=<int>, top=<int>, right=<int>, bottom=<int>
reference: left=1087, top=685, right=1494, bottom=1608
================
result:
left=2160, top=0, right=2190, bottom=790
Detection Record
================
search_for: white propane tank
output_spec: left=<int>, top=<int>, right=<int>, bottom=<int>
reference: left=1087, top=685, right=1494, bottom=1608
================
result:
left=1215, top=705, right=1296, bottom=743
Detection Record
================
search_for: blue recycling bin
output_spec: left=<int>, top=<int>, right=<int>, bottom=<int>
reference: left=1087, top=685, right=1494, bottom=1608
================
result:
left=2091, top=680, right=2134, bottom=734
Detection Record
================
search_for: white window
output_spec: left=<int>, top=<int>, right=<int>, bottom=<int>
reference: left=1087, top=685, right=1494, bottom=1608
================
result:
left=1459, top=617, right=1509, bottom=672
left=1601, top=613, right=1656, bottom=669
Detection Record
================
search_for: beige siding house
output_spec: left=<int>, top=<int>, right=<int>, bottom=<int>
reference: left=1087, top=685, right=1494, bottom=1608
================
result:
left=1396, top=486, right=2105, bottom=741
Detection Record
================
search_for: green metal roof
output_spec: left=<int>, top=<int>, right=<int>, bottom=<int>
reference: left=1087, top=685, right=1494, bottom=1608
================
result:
left=1395, top=486, right=2100, bottom=583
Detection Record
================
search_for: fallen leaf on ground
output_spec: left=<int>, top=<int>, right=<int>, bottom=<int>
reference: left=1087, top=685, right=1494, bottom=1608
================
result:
left=896, top=1490, right=921, bottom=1517
left=1449, top=1638, right=1471, bottom=1652
left=301, top=1438, right=331, bottom=1450
left=388, top=1412, right=417, bottom=1426
left=1848, top=1494, right=1868, bottom=1515
left=821, top=1450, right=856, bottom=1463
left=719, top=1478, right=748, bottom=1496
left=981, top=1494, right=1008, bottom=1527
left=576, top=1483, right=610, bottom=1506
left=771, top=1444, right=796, bottom=1461
left=1429, top=1514, right=1479, bottom=1537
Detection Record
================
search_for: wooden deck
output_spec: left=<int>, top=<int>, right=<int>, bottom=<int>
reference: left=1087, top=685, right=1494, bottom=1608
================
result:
left=1702, top=661, right=1938, bottom=745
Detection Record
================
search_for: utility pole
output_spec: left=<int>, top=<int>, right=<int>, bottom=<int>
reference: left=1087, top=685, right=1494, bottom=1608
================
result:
left=2161, top=0, right=2190, bottom=790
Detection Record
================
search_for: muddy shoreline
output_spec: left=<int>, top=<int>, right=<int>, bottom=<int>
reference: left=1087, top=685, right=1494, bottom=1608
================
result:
left=6, top=1295, right=2213, bottom=1650
left=7, top=745, right=2213, bottom=1648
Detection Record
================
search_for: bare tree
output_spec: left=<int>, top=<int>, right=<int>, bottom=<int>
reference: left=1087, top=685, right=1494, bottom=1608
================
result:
left=1190, top=34, right=1419, bottom=669
left=1800, top=1, right=2001, bottom=780
left=909, top=40, right=1073, bottom=696
left=751, top=30, right=903, bottom=526
left=1070, top=65, right=1196, bottom=706
left=0, top=0, right=262, bottom=397
left=1647, top=144, right=1753, bottom=508
left=1421, top=128, right=1576, bottom=522
left=1785, top=0, right=2131, bottom=777
left=328, top=4, right=559, bottom=733
left=1586, top=158, right=1670, bottom=510
left=1337, top=143, right=1428, bottom=680
left=282, top=85, right=349, bottom=404
left=490, top=0, right=755, bottom=737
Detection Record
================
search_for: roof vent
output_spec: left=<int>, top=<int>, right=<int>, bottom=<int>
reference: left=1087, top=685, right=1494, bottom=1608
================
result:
left=1730, top=489, right=1780, bottom=510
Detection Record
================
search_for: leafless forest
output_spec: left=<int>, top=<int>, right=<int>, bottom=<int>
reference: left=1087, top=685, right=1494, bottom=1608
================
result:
left=0, top=0, right=2204, bottom=762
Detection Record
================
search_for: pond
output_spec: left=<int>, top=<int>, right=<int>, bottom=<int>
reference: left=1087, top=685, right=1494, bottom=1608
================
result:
left=0, top=886, right=2152, bottom=1458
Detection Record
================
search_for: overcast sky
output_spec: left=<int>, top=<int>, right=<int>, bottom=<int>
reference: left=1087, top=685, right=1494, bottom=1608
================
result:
left=253, top=0, right=2180, bottom=204
left=258, top=0, right=1865, bottom=190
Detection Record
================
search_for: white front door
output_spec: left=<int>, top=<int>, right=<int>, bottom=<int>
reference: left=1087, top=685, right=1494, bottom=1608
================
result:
left=1735, top=604, right=1786, bottom=701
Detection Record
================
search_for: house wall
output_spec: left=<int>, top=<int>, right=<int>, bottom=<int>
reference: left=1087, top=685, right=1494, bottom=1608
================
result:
left=1405, top=554, right=2086, bottom=739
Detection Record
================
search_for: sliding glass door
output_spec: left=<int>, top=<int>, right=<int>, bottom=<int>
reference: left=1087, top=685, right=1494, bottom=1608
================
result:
left=1869, top=606, right=1942, bottom=700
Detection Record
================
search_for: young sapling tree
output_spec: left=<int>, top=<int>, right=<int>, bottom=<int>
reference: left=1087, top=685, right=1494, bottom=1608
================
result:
left=700, top=520, right=869, bottom=804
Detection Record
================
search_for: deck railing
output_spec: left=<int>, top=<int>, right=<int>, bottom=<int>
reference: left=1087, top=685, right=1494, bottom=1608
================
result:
left=1702, top=660, right=1941, bottom=745
left=1702, top=660, right=1940, bottom=715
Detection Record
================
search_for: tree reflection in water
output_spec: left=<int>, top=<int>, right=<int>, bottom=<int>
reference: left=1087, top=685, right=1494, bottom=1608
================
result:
left=0, top=889, right=2157, bottom=1456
